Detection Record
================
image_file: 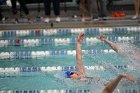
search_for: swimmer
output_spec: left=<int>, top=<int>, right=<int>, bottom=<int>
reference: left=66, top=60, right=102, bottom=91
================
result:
left=66, top=33, right=87, bottom=80
left=65, top=33, right=134, bottom=93
left=98, top=35, right=119, bottom=53
left=103, top=74, right=134, bottom=93
left=98, top=35, right=140, bottom=60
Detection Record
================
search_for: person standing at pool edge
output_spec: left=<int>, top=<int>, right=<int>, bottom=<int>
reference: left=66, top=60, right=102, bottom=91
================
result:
left=10, top=0, right=30, bottom=22
left=44, top=0, right=61, bottom=23
left=132, top=0, right=139, bottom=19
left=80, top=0, right=92, bottom=22
left=65, top=33, right=134, bottom=93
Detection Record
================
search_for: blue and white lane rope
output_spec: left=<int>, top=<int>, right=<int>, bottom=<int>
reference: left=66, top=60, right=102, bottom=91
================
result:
left=0, top=90, right=91, bottom=93
left=0, top=89, right=140, bottom=93
left=0, top=26, right=140, bottom=37
left=0, top=36, right=140, bottom=47
left=0, top=49, right=116, bottom=59
left=0, top=65, right=134, bottom=73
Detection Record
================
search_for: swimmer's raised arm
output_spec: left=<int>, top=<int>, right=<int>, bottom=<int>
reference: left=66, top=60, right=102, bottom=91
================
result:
left=98, top=35, right=119, bottom=53
left=65, top=33, right=86, bottom=79
left=76, top=33, right=86, bottom=77
left=103, top=74, right=134, bottom=93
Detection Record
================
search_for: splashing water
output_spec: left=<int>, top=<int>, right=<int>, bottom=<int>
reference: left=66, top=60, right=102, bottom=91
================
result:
left=117, top=43, right=140, bottom=73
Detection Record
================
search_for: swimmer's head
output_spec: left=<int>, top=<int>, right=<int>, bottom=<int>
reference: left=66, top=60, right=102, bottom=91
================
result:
left=65, top=71, right=74, bottom=78
left=65, top=71, right=79, bottom=79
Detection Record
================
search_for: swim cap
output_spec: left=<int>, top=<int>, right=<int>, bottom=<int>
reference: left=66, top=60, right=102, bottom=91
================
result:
left=65, top=71, right=71, bottom=78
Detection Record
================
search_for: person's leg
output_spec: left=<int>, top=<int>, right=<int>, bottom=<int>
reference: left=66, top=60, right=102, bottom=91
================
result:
left=18, top=0, right=30, bottom=20
left=10, top=0, right=18, bottom=21
left=92, top=0, right=99, bottom=19
left=87, top=0, right=92, bottom=18
left=44, top=0, right=51, bottom=22
left=52, top=0, right=60, bottom=22
left=132, top=0, right=140, bottom=19
left=11, top=0, right=17, bottom=15
left=98, top=0, right=107, bottom=17
left=0, top=7, right=3, bottom=20
left=103, top=74, right=134, bottom=93
left=76, top=34, right=86, bottom=77
left=52, top=0, right=60, bottom=16
left=135, top=0, right=139, bottom=16
left=80, top=0, right=85, bottom=21
left=44, top=0, right=51, bottom=16
left=98, top=0, right=102, bottom=17
left=18, top=0, right=29, bottom=15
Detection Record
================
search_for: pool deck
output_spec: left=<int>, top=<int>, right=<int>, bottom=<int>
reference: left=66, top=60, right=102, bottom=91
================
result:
left=0, top=3, right=140, bottom=30
left=0, top=10, right=140, bottom=30
left=0, top=15, right=140, bottom=30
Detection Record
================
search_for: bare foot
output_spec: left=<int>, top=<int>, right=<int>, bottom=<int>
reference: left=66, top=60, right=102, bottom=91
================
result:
left=98, top=35, right=107, bottom=41
left=121, top=74, right=134, bottom=82
left=132, top=15, right=138, bottom=20
left=77, top=33, right=85, bottom=43
left=81, top=17, right=85, bottom=22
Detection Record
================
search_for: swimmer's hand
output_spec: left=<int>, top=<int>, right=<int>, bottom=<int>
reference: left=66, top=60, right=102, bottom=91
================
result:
left=77, top=33, right=85, bottom=43
left=98, top=35, right=107, bottom=41
left=120, top=74, right=135, bottom=82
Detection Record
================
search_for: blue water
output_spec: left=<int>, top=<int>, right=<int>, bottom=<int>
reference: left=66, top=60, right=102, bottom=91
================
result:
left=0, top=27, right=140, bottom=92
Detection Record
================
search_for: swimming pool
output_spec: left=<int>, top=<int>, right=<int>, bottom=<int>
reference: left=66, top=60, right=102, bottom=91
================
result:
left=0, top=26, right=140, bottom=93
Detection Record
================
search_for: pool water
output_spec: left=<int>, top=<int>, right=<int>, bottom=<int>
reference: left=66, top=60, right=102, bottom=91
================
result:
left=0, top=27, right=140, bottom=93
